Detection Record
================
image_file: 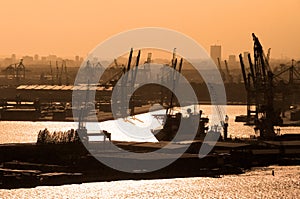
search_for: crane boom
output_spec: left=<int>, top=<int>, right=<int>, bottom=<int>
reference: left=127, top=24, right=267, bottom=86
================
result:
left=49, top=61, right=54, bottom=85
left=130, top=50, right=141, bottom=116
left=217, top=57, right=226, bottom=81
left=239, top=54, right=249, bottom=90
left=267, top=48, right=271, bottom=62
left=224, top=60, right=233, bottom=83
left=166, top=58, right=178, bottom=115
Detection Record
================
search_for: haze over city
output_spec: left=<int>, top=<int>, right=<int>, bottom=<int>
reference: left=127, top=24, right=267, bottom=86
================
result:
left=0, top=0, right=299, bottom=60
left=0, top=0, right=300, bottom=196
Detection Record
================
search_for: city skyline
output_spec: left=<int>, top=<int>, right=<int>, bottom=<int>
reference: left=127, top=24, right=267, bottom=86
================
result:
left=0, top=0, right=299, bottom=60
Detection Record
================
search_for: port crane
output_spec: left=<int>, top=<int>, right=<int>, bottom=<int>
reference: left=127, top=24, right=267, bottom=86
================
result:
left=166, top=58, right=183, bottom=115
left=239, top=33, right=282, bottom=139
left=206, top=82, right=228, bottom=140
left=129, top=50, right=141, bottom=117
left=266, top=48, right=271, bottom=63
left=224, top=60, right=233, bottom=83
left=3, top=59, right=26, bottom=82
left=110, top=48, right=141, bottom=118
left=64, top=61, right=70, bottom=85
left=49, top=61, right=54, bottom=85
left=217, top=57, right=227, bottom=83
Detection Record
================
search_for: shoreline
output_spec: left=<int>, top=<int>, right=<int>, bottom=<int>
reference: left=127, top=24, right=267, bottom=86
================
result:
left=0, top=140, right=299, bottom=189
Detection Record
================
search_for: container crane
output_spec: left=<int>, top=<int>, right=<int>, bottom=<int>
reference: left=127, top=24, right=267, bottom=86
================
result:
left=64, top=60, right=70, bottom=85
left=224, top=60, right=233, bottom=83
left=49, top=61, right=54, bottom=85
left=56, top=61, right=59, bottom=85
left=239, top=33, right=281, bottom=139
left=58, top=61, right=64, bottom=86
left=206, top=82, right=228, bottom=140
left=267, top=48, right=271, bottom=63
left=129, top=50, right=141, bottom=116
left=15, top=59, right=25, bottom=82
left=217, top=58, right=226, bottom=82
left=166, top=58, right=178, bottom=115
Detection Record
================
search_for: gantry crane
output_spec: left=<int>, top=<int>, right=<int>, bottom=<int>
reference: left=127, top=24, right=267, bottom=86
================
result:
left=111, top=48, right=141, bottom=118
left=239, top=33, right=282, bottom=139
left=3, top=59, right=26, bottom=82
left=224, top=60, right=233, bottom=83
left=217, top=58, right=226, bottom=82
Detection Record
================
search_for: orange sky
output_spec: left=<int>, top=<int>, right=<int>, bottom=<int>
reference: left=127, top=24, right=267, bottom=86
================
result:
left=0, top=0, right=299, bottom=60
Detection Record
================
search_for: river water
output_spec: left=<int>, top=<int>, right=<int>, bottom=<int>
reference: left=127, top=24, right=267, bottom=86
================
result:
left=0, top=105, right=299, bottom=144
left=0, top=105, right=299, bottom=198
left=0, top=166, right=299, bottom=198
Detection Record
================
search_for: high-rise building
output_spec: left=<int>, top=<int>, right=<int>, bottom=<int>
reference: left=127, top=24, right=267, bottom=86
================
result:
left=243, top=51, right=250, bottom=67
left=41, top=56, right=47, bottom=62
left=210, top=45, right=221, bottom=65
left=228, top=55, right=236, bottom=66
left=11, top=54, right=16, bottom=63
left=75, top=55, right=80, bottom=62
left=34, top=54, right=39, bottom=61
left=47, top=55, right=57, bottom=62
left=22, top=55, right=34, bottom=64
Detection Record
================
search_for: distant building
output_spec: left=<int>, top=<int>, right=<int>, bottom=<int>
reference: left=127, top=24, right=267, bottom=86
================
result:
left=210, top=45, right=221, bottom=65
left=3, top=58, right=13, bottom=66
left=11, top=54, right=16, bottom=63
left=243, top=51, right=250, bottom=66
left=75, top=55, right=80, bottom=62
left=228, top=55, right=236, bottom=66
left=47, top=55, right=57, bottom=62
left=22, top=56, right=34, bottom=64
left=41, top=56, right=47, bottom=63
left=34, top=54, right=39, bottom=61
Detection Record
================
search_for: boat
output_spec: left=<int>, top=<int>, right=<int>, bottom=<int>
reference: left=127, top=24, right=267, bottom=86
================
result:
left=0, top=100, right=41, bottom=121
left=152, top=108, right=209, bottom=142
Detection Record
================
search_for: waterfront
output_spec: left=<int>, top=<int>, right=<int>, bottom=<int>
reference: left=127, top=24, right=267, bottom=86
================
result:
left=0, top=105, right=299, bottom=198
left=0, top=105, right=299, bottom=144
left=1, top=0, right=299, bottom=197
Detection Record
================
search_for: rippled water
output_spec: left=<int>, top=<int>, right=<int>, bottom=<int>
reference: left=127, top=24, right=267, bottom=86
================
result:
left=0, top=166, right=299, bottom=198
left=0, top=105, right=299, bottom=198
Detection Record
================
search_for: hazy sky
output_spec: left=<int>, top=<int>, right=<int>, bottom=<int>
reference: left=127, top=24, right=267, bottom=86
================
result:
left=0, top=0, right=299, bottom=60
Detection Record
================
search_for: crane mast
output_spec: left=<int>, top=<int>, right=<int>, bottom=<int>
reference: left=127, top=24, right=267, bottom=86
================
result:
left=224, top=60, right=233, bottom=83
left=240, top=33, right=281, bottom=139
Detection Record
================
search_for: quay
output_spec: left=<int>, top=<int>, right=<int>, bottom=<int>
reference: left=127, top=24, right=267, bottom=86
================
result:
left=0, top=139, right=299, bottom=188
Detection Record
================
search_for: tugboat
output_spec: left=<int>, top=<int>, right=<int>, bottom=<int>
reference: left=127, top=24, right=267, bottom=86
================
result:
left=151, top=55, right=210, bottom=142
left=152, top=107, right=209, bottom=142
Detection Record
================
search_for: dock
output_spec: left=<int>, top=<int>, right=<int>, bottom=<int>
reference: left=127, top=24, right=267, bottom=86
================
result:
left=0, top=139, right=299, bottom=188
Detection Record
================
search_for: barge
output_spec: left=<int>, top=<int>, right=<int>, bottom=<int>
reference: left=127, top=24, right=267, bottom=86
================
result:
left=0, top=135, right=299, bottom=189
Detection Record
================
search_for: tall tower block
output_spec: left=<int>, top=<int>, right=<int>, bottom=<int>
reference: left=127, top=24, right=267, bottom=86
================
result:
left=210, top=45, right=222, bottom=65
